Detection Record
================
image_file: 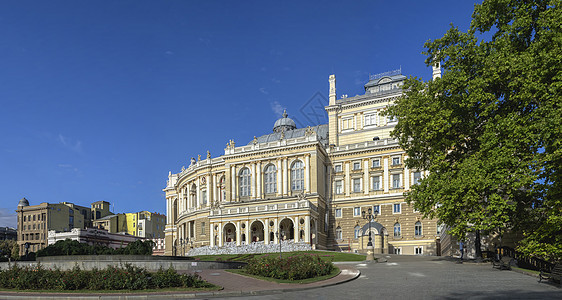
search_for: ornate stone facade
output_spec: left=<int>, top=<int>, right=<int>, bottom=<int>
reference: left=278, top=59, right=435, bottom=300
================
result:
left=164, top=69, right=442, bottom=256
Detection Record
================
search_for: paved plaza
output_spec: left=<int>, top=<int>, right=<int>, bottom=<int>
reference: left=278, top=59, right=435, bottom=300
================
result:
left=0, top=255, right=560, bottom=299
left=212, top=255, right=561, bottom=300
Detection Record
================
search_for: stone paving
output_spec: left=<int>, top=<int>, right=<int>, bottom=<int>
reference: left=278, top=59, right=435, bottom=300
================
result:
left=1, top=255, right=560, bottom=299
left=225, top=255, right=561, bottom=300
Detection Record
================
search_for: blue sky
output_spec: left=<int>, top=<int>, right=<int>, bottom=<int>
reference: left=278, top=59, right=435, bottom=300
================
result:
left=0, top=1, right=477, bottom=228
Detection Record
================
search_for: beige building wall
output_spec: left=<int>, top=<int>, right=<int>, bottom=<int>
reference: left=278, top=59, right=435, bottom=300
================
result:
left=164, top=69, right=442, bottom=256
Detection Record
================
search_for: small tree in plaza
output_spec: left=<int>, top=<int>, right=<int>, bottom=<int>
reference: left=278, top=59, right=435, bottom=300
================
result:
left=387, top=0, right=561, bottom=261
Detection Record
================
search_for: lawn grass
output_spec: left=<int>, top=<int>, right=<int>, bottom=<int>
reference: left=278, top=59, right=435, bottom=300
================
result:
left=194, top=251, right=365, bottom=262
left=226, top=266, right=341, bottom=284
left=511, top=266, right=541, bottom=276
left=0, top=286, right=221, bottom=294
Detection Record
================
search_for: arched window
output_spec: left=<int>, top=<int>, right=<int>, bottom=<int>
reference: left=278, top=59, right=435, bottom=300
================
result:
left=394, top=223, right=401, bottom=237
left=190, top=183, right=197, bottom=207
left=354, top=226, right=361, bottom=239
left=264, top=164, right=277, bottom=194
left=291, top=160, right=304, bottom=191
left=239, top=168, right=251, bottom=197
left=336, top=226, right=343, bottom=240
left=415, top=221, right=422, bottom=236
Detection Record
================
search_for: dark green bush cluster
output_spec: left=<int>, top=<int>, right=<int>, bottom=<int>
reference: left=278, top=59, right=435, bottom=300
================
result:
left=36, top=239, right=154, bottom=257
left=244, top=253, right=335, bottom=280
left=0, top=264, right=211, bottom=290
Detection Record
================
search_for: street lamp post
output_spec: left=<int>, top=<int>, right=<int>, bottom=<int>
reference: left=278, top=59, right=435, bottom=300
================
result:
left=362, top=207, right=378, bottom=261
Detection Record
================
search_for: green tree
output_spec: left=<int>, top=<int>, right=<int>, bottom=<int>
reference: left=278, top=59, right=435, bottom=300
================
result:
left=0, top=240, right=18, bottom=260
left=387, top=0, right=561, bottom=261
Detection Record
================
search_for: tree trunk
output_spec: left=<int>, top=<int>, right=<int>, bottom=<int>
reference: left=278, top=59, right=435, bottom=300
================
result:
left=475, top=230, right=482, bottom=258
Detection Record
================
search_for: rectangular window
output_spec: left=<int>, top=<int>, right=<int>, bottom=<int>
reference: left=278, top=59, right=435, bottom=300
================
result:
left=335, top=208, right=342, bottom=218
left=392, top=157, right=401, bottom=165
left=415, top=246, right=423, bottom=255
left=353, top=207, right=360, bottom=216
left=413, top=171, right=422, bottom=185
left=353, top=178, right=361, bottom=193
left=372, top=176, right=380, bottom=190
left=372, top=159, right=380, bottom=168
left=335, top=180, right=343, bottom=194
left=373, top=205, right=380, bottom=215
left=392, top=174, right=401, bottom=188
left=364, top=113, right=378, bottom=126
left=341, top=117, right=354, bottom=131
left=353, top=162, right=361, bottom=170
left=201, top=222, right=205, bottom=235
left=394, top=247, right=402, bottom=255
left=202, top=190, right=207, bottom=205
left=393, top=203, right=401, bottom=214
left=334, top=165, right=342, bottom=173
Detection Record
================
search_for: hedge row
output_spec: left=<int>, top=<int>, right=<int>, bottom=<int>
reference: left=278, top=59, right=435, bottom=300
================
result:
left=36, top=239, right=154, bottom=257
left=244, top=253, right=335, bottom=280
left=0, top=264, right=211, bottom=290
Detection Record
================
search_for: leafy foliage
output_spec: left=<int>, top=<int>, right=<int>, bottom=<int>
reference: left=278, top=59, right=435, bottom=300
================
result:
left=36, top=239, right=155, bottom=257
left=244, top=253, right=335, bottom=280
left=0, top=264, right=211, bottom=290
left=387, top=0, right=562, bottom=261
left=0, top=240, right=18, bottom=261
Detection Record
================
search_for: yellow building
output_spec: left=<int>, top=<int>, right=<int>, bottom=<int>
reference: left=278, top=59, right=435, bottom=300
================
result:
left=125, top=211, right=166, bottom=239
left=164, top=68, right=443, bottom=256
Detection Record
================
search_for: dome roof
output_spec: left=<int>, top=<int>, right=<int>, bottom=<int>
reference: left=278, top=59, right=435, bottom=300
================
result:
left=273, top=110, right=297, bottom=133
left=18, top=197, right=29, bottom=207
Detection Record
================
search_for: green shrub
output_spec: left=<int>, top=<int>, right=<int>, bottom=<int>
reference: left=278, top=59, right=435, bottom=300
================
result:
left=244, top=253, right=335, bottom=280
left=36, top=239, right=154, bottom=257
left=0, top=263, right=209, bottom=290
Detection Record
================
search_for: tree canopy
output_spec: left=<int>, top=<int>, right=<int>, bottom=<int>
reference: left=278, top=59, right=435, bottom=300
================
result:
left=387, top=0, right=561, bottom=261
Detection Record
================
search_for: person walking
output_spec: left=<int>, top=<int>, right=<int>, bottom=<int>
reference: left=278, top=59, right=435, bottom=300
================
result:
left=459, top=241, right=464, bottom=262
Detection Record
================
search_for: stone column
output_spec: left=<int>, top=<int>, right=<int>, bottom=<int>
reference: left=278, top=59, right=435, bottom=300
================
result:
left=384, top=157, right=389, bottom=193
left=364, top=159, right=369, bottom=195
left=283, top=158, right=288, bottom=195
left=294, top=216, right=299, bottom=242
left=304, top=215, right=311, bottom=243
left=210, top=223, right=215, bottom=247
left=245, top=221, right=250, bottom=245
left=256, top=162, right=262, bottom=198
left=196, top=180, right=201, bottom=208
left=274, top=218, right=279, bottom=244
left=231, top=165, right=236, bottom=201
left=251, top=163, right=256, bottom=198
left=213, top=174, right=218, bottom=204
left=236, top=221, right=241, bottom=246
left=345, top=162, right=350, bottom=196
left=404, top=164, right=410, bottom=191
left=305, top=155, right=310, bottom=193
left=206, top=174, right=211, bottom=206
left=264, top=218, right=270, bottom=245
left=277, top=160, right=282, bottom=197
left=166, top=198, right=171, bottom=223
left=218, top=222, right=223, bottom=247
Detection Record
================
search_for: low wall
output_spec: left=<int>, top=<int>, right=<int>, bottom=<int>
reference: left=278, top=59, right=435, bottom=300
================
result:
left=0, top=256, right=245, bottom=271
left=188, top=240, right=312, bottom=256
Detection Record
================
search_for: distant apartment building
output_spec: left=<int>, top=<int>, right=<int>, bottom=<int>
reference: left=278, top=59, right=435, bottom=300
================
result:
left=48, top=227, right=142, bottom=249
left=126, top=211, right=166, bottom=239
left=16, top=198, right=113, bottom=254
left=0, top=227, right=17, bottom=241
left=93, top=211, right=166, bottom=239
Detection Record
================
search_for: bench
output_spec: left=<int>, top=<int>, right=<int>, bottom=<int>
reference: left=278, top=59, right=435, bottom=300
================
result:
left=492, top=256, right=513, bottom=270
left=539, top=263, right=562, bottom=286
